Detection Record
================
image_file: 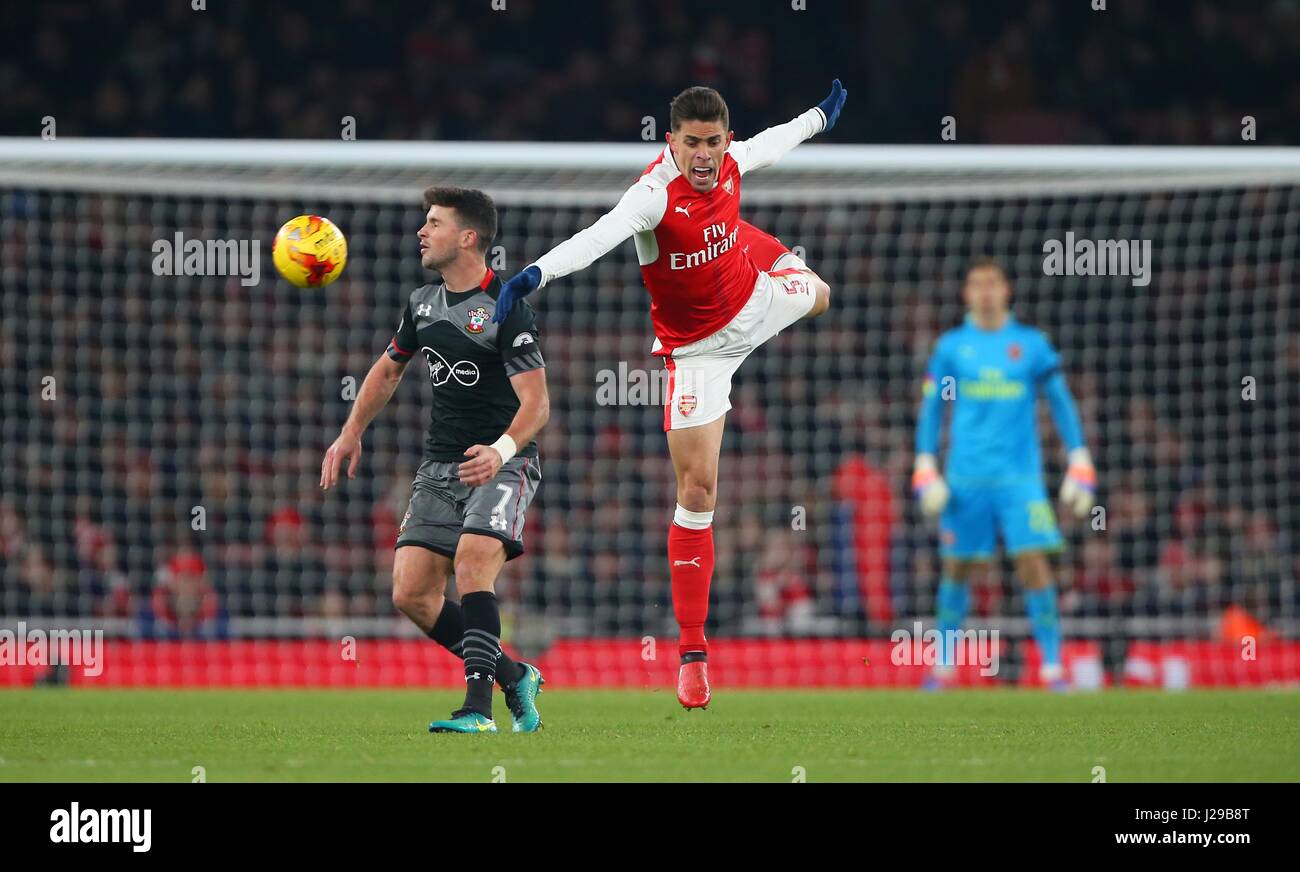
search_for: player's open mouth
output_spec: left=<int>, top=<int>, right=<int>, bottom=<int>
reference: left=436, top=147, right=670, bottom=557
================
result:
left=691, top=166, right=713, bottom=181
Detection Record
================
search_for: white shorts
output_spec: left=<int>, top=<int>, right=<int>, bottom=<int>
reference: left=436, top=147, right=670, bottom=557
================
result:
left=655, top=264, right=818, bottom=431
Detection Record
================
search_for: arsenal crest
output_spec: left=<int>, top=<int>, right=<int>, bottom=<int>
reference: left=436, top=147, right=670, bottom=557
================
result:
left=678, top=393, right=697, bottom=416
left=466, top=306, right=490, bottom=333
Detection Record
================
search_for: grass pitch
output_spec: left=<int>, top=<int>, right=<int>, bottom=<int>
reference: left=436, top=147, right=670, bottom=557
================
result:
left=2, top=688, right=1297, bottom=782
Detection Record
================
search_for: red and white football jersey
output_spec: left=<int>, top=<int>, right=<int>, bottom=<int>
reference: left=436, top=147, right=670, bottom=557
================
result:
left=737, top=219, right=799, bottom=273
left=532, top=107, right=826, bottom=354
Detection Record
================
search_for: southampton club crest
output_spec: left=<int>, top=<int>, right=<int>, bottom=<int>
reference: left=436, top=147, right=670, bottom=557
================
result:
left=466, top=306, right=490, bottom=333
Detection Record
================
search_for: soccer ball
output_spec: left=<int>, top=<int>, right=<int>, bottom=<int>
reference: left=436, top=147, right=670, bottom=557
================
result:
left=272, top=215, right=348, bottom=287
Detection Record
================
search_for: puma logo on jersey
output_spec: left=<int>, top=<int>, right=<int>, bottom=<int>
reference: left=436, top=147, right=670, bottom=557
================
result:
left=675, top=204, right=692, bottom=218
left=674, top=557, right=702, bottom=567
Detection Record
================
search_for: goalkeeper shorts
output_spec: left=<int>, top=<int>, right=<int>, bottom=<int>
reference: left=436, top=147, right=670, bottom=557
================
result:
left=939, top=481, right=1064, bottom=560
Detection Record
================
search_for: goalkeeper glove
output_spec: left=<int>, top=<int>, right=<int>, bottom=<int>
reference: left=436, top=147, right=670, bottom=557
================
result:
left=491, top=265, right=542, bottom=324
left=1059, top=447, right=1097, bottom=518
left=816, top=79, right=848, bottom=132
left=911, top=453, right=950, bottom=517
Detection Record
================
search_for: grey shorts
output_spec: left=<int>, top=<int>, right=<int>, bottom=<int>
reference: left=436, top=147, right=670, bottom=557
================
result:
left=395, top=455, right=541, bottom=561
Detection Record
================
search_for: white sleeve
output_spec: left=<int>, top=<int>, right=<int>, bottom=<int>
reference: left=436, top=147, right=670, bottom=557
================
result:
left=531, top=182, right=666, bottom=287
left=728, top=107, right=826, bottom=176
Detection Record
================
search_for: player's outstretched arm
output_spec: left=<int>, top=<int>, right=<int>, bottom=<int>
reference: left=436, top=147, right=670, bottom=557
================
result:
left=1042, top=370, right=1096, bottom=518
left=458, top=368, right=550, bottom=486
left=492, top=183, right=663, bottom=323
left=730, top=79, right=848, bottom=176
left=321, top=352, right=407, bottom=490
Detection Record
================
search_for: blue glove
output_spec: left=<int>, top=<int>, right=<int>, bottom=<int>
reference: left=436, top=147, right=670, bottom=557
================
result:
left=491, top=265, right=542, bottom=323
left=816, top=79, right=848, bottom=132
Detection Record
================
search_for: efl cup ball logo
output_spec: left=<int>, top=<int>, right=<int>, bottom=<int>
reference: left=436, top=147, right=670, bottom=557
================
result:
left=466, top=307, right=490, bottom=334
left=678, top=394, right=697, bottom=417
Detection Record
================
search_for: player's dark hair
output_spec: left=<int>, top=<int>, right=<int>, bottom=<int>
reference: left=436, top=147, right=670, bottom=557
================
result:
left=965, top=256, right=1009, bottom=282
left=422, top=186, right=497, bottom=253
left=670, top=86, right=730, bottom=132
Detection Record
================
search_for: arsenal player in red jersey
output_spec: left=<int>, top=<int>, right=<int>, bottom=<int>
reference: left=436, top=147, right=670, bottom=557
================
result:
left=493, top=81, right=847, bottom=708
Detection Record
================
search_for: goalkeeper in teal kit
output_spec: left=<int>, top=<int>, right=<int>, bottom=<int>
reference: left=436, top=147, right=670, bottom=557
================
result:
left=912, top=259, right=1096, bottom=690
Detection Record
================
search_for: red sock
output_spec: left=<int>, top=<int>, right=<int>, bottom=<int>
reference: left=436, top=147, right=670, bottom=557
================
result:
left=669, top=520, right=714, bottom=657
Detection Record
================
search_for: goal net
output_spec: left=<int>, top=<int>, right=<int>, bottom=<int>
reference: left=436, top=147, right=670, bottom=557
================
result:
left=2, top=139, right=1298, bottom=689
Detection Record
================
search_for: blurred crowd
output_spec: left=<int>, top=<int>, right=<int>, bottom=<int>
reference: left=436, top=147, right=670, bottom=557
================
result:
left=3, top=0, right=1298, bottom=145
left=1, top=184, right=1298, bottom=639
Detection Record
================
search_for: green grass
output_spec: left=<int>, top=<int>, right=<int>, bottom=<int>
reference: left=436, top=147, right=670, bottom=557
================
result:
left=2, top=688, right=1297, bottom=782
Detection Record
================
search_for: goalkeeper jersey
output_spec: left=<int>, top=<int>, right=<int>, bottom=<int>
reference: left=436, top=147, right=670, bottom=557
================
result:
left=915, top=314, right=1084, bottom=487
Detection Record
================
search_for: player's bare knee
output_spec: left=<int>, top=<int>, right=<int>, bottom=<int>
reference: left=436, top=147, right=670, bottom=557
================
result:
left=949, top=560, right=989, bottom=585
left=391, top=564, right=417, bottom=612
left=804, top=277, right=831, bottom=319
left=391, top=557, right=446, bottom=615
left=676, top=478, right=716, bottom=513
left=392, top=583, right=442, bottom=618
left=453, top=537, right=505, bottom=591
left=1015, top=552, right=1052, bottom=588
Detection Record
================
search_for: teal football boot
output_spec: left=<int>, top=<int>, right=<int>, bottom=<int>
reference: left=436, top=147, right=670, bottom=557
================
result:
left=429, top=708, right=497, bottom=734
left=502, top=662, right=545, bottom=733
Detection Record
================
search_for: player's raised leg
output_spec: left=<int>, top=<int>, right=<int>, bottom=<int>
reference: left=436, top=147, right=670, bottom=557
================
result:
left=736, top=220, right=830, bottom=321
left=665, top=413, right=726, bottom=709
left=802, top=271, right=830, bottom=319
